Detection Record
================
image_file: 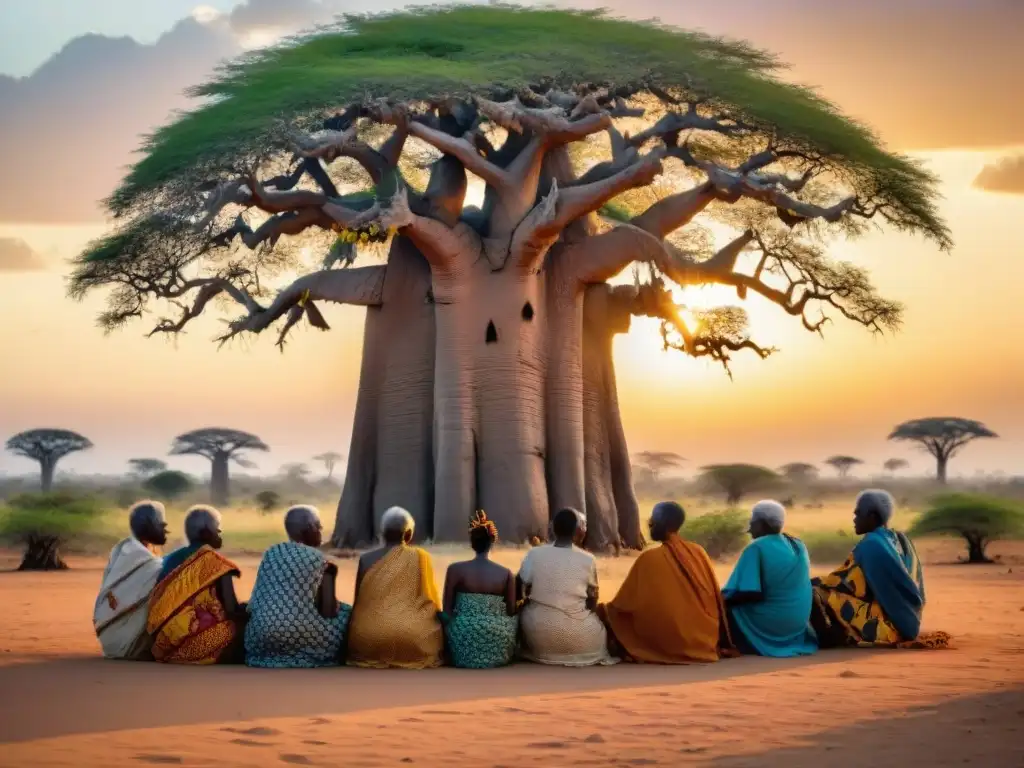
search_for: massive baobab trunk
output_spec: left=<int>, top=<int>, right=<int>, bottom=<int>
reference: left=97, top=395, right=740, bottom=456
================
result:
left=211, top=452, right=230, bottom=507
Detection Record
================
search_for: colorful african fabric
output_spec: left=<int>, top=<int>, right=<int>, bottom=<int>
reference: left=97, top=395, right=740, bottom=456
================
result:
left=244, top=542, right=352, bottom=668
left=346, top=544, right=444, bottom=669
left=94, top=537, right=163, bottom=660
left=146, top=545, right=242, bottom=664
left=442, top=592, right=518, bottom=669
left=811, top=528, right=949, bottom=648
left=517, top=544, right=617, bottom=666
left=722, top=534, right=818, bottom=658
left=598, top=533, right=736, bottom=664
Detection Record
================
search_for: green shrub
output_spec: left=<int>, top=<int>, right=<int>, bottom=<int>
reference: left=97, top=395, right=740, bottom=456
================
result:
left=255, top=490, right=281, bottom=514
left=800, top=530, right=855, bottom=565
left=683, top=510, right=748, bottom=560
left=143, top=470, right=193, bottom=501
left=0, top=493, right=110, bottom=570
left=911, top=493, right=1024, bottom=564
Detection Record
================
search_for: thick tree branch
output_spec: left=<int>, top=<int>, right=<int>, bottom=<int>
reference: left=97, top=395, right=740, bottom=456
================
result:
left=380, top=186, right=479, bottom=268
left=629, top=181, right=716, bottom=238
left=408, top=121, right=511, bottom=190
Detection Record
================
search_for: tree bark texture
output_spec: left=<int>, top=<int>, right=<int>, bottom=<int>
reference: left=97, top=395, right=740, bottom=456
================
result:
left=19, top=535, right=69, bottom=571
left=211, top=452, right=230, bottom=507
left=40, top=457, right=55, bottom=493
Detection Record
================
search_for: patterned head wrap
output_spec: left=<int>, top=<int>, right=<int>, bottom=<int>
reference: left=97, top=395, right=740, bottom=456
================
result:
left=469, top=510, right=498, bottom=540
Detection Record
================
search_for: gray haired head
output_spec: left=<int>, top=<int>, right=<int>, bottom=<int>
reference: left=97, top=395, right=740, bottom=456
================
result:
left=184, top=505, right=222, bottom=546
left=128, top=499, right=167, bottom=544
left=380, top=506, right=414, bottom=544
left=856, top=489, right=895, bottom=526
left=750, top=499, right=786, bottom=534
left=284, top=504, right=321, bottom=542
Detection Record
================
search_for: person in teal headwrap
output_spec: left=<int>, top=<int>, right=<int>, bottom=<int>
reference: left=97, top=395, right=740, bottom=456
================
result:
left=723, top=500, right=817, bottom=657
left=809, top=489, right=950, bottom=649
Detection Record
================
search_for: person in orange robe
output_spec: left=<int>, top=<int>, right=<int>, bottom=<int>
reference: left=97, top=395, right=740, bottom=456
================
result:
left=598, top=501, right=737, bottom=663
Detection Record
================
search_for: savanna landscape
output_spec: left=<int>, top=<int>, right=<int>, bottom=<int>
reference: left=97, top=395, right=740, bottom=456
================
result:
left=2, top=2, right=1024, bottom=766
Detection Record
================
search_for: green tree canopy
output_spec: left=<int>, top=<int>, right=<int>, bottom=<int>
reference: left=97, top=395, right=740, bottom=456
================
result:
left=889, top=417, right=997, bottom=483
left=143, top=470, right=194, bottom=501
left=911, top=493, right=1024, bottom=563
left=699, top=463, right=779, bottom=505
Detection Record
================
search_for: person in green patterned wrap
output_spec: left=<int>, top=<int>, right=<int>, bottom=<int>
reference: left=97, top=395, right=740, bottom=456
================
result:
left=440, top=511, right=518, bottom=668
left=244, top=505, right=352, bottom=668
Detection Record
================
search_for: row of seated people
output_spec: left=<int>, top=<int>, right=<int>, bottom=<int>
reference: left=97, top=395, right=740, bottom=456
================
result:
left=93, top=489, right=947, bottom=668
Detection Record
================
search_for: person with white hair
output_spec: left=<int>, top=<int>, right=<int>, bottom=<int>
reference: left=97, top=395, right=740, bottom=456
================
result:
left=146, top=505, right=247, bottom=664
left=93, top=500, right=169, bottom=659
left=346, top=506, right=444, bottom=669
left=810, top=489, right=948, bottom=649
left=721, top=500, right=817, bottom=657
left=244, top=505, right=352, bottom=668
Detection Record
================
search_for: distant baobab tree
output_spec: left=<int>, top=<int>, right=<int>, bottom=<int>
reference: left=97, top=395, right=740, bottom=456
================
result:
left=825, top=455, right=863, bottom=479
left=632, top=451, right=686, bottom=483
left=888, top=417, right=998, bottom=484
left=170, top=428, right=269, bottom=506
left=883, top=458, right=909, bottom=475
left=779, top=462, right=819, bottom=483
left=128, top=458, right=167, bottom=478
left=313, top=451, right=344, bottom=480
left=5, top=429, right=93, bottom=492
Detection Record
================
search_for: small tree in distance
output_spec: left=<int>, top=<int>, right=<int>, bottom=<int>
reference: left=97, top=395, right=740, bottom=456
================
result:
left=888, top=418, right=998, bottom=484
left=884, top=458, right=910, bottom=475
left=281, top=463, right=312, bottom=483
left=633, top=451, right=686, bottom=483
left=825, top=455, right=863, bottom=479
left=313, top=451, right=344, bottom=480
left=170, top=428, right=269, bottom=506
left=699, top=464, right=779, bottom=506
left=143, top=470, right=193, bottom=501
left=911, top=493, right=1024, bottom=563
left=780, top=462, right=819, bottom=483
left=128, top=458, right=167, bottom=478
left=5, top=429, right=93, bottom=492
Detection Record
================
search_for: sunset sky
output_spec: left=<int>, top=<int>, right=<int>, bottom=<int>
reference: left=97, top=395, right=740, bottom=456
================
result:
left=1, top=0, right=1021, bottom=481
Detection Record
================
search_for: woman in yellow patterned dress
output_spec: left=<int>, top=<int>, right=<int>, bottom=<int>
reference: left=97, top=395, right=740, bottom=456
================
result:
left=346, top=507, right=444, bottom=669
left=810, top=490, right=949, bottom=649
left=146, top=506, right=248, bottom=664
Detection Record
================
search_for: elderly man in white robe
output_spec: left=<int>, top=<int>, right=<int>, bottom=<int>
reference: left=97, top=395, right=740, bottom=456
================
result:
left=93, top=500, right=169, bottom=659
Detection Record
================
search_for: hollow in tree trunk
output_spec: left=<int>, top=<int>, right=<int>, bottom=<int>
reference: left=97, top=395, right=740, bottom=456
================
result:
left=963, top=532, right=991, bottom=564
left=19, top=534, right=69, bottom=571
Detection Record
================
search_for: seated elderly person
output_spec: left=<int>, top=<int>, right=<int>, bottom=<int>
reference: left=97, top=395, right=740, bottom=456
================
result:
left=346, top=507, right=443, bottom=669
left=722, top=500, right=817, bottom=657
left=245, top=505, right=352, bottom=668
left=517, top=508, right=616, bottom=666
left=93, top=500, right=169, bottom=660
left=146, top=505, right=247, bottom=664
left=598, top=501, right=736, bottom=663
left=810, top=489, right=949, bottom=649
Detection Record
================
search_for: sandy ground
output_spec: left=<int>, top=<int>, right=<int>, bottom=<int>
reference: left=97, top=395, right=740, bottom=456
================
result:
left=1, top=543, right=1022, bottom=767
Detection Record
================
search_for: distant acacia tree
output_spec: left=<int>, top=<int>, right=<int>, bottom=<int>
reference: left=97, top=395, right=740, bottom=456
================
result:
left=128, top=458, right=167, bottom=478
left=825, top=455, right=863, bottom=479
left=888, top=418, right=998, bottom=484
left=633, top=451, right=686, bottom=483
left=281, top=462, right=312, bottom=483
left=313, top=451, right=344, bottom=480
left=5, top=429, right=93, bottom=492
left=170, top=428, right=268, bottom=506
left=911, top=493, right=1023, bottom=563
left=884, top=458, right=910, bottom=475
left=143, top=470, right=193, bottom=501
left=780, top=462, right=818, bottom=483
left=699, top=464, right=779, bottom=505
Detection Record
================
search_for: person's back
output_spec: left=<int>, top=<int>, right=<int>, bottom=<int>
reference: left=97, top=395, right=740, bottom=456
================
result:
left=245, top=507, right=352, bottom=668
left=599, top=501, right=735, bottom=664
left=518, top=509, right=616, bottom=666
left=347, top=507, right=443, bottom=669
left=94, top=501, right=168, bottom=660
left=442, top=511, right=518, bottom=668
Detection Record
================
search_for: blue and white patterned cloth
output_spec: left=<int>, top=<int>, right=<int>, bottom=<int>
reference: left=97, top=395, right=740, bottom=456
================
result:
left=244, top=542, right=351, bottom=668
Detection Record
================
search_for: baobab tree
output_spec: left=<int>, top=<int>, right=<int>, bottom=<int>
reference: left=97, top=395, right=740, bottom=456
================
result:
left=883, top=457, right=909, bottom=475
left=69, top=8, right=949, bottom=549
left=313, top=451, right=344, bottom=480
left=780, top=462, right=819, bottom=483
left=889, top=417, right=997, bottom=484
left=5, top=429, right=93, bottom=492
left=170, top=428, right=268, bottom=506
left=825, top=455, right=863, bottom=479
